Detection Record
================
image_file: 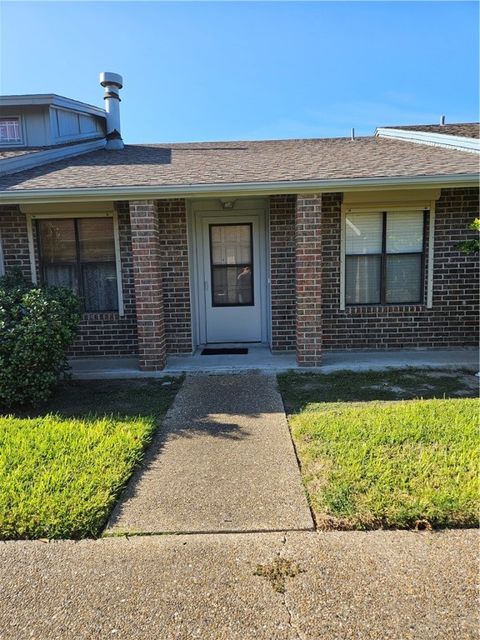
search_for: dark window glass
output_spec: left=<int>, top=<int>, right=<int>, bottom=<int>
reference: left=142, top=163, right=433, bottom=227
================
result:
left=78, top=218, right=116, bottom=262
left=209, top=224, right=254, bottom=307
left=38, top=219, right=76, bottom=262
left=82, top=262, right=118, bottom=311
left=38, top=217, right=118, bottom=312
left=385, top=254, right=422, bottom=303
left=345, top=255, right=381, bottom=304
left=43, top=264, right=77, bottom=293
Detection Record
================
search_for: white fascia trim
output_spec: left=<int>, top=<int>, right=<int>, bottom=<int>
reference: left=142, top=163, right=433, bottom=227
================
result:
left=0, top=138, right=107, bottom=177
left=0, top=172, right=478, bottom=205
left=0, top=94, right=106, bottom=118
left=376, top=128, right=480, bottom=153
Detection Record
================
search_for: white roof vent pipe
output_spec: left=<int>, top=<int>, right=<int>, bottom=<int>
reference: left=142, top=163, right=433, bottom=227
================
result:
left=99, top=72, right=124, bottom=150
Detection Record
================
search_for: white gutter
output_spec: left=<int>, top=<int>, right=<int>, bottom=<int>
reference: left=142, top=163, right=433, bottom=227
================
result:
left=0, top=172, right=478, bottom=204
left=376, top=127, right=480, bottom=153
left=0, top=138, right=107, bottom=177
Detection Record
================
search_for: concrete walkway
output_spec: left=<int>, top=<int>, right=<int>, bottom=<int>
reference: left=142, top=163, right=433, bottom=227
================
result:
left=0, top=530, right=476, bottom=640
left=69, top=346, right=478, bottom=378
left=106, top=372, right=313, bottom=534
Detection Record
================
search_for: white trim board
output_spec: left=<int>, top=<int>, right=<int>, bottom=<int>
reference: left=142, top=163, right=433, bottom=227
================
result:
left=376, top=127, right=480, bottom=153
left=188, top=198, right=270, bottom=348
left=0, top=138, right=106, bottom=177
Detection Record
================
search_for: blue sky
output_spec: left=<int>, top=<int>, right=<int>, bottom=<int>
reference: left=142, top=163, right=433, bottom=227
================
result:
left=1, top=1, right=478, bottom=143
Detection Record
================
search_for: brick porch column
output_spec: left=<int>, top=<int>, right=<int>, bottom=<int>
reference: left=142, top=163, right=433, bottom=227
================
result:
left=295, top=194, right=323, bottom=366
left=129, top=200, right=166, bottom=371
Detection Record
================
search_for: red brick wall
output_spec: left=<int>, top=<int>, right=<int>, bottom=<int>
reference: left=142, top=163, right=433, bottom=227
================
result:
left=269, top=195, right=296, bottom=351
left=0, top=204, right=139, bottom=358
left=0, top=205, right=32, bottom=279
left=296, top=194, right=323, bottom=365
left=130, top=200, right=166, bottom=370
left=158, top=199, right=192, bottom=354
left=321, top=188, right=479, bottom=349
left=3, top=187, right=477, bottom=362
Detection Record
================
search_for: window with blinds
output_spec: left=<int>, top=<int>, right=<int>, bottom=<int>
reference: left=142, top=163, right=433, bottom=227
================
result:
left=37, top=217, right=118, bottom=312
left=345, top=210, right=425, bottom=305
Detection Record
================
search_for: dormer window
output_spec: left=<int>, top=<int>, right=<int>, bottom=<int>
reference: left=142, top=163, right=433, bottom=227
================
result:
left=0, top=117, right=22, bottom=144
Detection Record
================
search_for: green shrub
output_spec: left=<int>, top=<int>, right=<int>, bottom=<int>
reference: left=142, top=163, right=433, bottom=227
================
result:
left=459, top=217, right=479, bottom=255
left=0, top=270, right=80, bottom=407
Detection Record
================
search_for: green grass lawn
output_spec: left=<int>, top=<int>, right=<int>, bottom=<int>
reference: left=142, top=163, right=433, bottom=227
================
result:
left=0, top=378, right=182, bottom=540
left=278, top=369, right=479, bottom=530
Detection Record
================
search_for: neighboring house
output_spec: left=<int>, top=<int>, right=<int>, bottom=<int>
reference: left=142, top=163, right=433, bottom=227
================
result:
left=0, top=72, right=478, bottom=370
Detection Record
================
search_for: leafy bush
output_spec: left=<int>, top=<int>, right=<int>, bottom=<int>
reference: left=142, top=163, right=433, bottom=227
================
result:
left=0, top=270, right=80, bottom=407
left=459, top=217, right=479, bottom=255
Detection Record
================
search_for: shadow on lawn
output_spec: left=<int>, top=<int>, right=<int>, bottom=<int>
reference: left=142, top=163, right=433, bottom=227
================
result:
left=4, top=377, right=183, bottom=422
left=278, top=368, right=479, bottom=414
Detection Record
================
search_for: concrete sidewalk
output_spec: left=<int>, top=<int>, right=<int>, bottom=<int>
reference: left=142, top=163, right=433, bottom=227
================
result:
left=106, top=372, right=313, bottom=534
left=0, top=530, right=476, bottom=640
left=69, top=347, right=478, bottom=379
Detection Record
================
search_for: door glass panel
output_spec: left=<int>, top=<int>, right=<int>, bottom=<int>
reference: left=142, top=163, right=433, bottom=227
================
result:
left=212, top=265, right=253, bottom=306
left=210, top=224, right=253, bottom=307
left=211, top=224, right=251, bottom=265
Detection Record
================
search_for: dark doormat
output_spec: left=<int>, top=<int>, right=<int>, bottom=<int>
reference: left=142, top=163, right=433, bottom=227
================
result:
left=201, top=348, right=249, bottom=356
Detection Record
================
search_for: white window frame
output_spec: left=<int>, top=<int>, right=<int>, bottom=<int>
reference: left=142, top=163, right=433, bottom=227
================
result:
left=26, top=211, right=124, bottom=316
left=340, top=202, right=436, bottom=310
left=0, top=115, right=23, bottom=145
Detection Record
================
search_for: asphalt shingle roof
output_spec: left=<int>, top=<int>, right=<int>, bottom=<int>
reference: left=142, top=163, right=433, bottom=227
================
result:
left=0, top=135, right=478, bottom=192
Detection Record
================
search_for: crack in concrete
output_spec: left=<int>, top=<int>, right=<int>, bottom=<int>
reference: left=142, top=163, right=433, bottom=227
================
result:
left=279, top=531, right=306, bottom=640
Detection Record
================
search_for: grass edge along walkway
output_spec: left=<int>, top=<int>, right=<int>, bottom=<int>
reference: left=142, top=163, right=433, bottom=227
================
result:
left=0, top=378, right=182, bottom=540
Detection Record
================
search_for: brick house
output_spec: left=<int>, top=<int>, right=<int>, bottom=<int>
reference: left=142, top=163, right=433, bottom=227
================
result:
left=0, top=74, right=478, bottom=371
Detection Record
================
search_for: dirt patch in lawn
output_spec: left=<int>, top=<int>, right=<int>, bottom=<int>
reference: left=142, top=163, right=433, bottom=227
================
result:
left=278, top=368, right=478, bottom=414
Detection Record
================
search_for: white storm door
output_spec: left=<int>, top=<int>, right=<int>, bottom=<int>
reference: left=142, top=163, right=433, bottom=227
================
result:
left=202, top=217, right=262, bottom=343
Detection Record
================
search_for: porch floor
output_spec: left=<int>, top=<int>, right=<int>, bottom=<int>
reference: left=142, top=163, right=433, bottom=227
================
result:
left=68, top=345, right=478, bottom=379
